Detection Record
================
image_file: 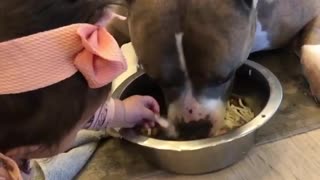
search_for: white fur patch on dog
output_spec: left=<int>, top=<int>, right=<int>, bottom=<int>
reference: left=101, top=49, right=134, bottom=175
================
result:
left=252, top=20, right=270, bottom=52
left=199, top=97, right=225, bottom=133
left=253, top=0, right=259, bottom=8
left=200, top=97, right=224, bottom=120
left=175, top=32, right=189, bottom=77
left=199, top=98, right=224, bottom=112
left=253, top=0, right=272, bottom=9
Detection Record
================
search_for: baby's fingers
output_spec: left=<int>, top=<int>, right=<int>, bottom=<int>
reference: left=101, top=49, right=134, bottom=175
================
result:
left=141, top=108, right=157, bottom=122
left=141, top=96, right=160, bottom=114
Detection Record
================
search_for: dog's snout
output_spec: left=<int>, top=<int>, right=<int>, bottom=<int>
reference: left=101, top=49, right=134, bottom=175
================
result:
left=167, top=87, right=226, bottom=130
left=176, top=120, right=213, bottom=140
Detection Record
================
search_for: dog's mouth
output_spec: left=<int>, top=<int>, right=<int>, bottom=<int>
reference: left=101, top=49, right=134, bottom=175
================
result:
left=175, top=120, right=213, bottom=140
left=134, top=95, right=255, bottom=140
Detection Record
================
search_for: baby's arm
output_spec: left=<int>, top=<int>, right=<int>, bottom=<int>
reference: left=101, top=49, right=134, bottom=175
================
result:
left=83, top=98, right=122, bottom=130
left=84, top=96, right=160, bottom=131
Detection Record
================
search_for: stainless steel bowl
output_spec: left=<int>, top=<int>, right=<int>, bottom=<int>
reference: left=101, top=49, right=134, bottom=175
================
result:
left=112, top=60, right=283, bottom=174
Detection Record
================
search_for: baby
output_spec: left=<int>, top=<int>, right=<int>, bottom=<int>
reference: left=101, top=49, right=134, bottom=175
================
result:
left=0, top=0, right=159, bottom=179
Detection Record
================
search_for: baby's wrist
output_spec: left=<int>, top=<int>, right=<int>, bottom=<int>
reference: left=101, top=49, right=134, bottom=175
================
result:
left=106, top=99, right=127, bottom=128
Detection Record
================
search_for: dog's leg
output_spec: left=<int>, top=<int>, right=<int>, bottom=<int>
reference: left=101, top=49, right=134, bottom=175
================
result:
left=299, top=15, right=320, bottom=103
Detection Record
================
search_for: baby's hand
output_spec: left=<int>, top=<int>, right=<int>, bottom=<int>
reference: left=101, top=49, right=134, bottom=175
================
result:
left=121, top=95, right=160, bottom=128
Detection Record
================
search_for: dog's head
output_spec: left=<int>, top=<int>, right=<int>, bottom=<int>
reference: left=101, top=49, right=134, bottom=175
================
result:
left=0, top=0, right=258, bottom=137
left=115, top=0, right=258, bottom=136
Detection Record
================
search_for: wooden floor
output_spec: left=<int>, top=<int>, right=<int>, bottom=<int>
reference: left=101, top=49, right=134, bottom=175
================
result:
left=136, top=129, right=320, bottom=180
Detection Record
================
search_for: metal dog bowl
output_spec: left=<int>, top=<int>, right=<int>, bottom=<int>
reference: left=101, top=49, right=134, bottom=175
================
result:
left=112, top=60, right=282, bottom=174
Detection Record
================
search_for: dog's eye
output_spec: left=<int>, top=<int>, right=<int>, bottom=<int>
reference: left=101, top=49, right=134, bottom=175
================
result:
left=208, top=71, right=235, bottom=87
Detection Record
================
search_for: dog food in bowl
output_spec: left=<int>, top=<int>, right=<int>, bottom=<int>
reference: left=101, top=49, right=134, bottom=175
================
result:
left=112, top=60, right=283, bottom=174
left=135, top=95, right=255, bottom=140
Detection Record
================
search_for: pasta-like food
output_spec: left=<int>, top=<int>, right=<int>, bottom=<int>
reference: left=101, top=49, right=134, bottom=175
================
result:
left=139, top=126, right=158, bottom=136
left=224, top=97, right=255, bottom=129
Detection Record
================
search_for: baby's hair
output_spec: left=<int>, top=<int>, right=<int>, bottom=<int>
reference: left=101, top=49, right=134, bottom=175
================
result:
left=0, top=0, right=112, bottom=152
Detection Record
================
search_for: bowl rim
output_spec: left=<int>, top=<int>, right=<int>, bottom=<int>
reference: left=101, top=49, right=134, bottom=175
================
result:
left=112, top=60, right=283, bottom=151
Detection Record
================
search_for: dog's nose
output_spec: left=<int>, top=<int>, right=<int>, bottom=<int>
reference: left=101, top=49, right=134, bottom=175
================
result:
left=182, top=92, right=224, bottom=123
left=183, top=101, right=210, bottom=122
left=166, top=88, right=226, bottom=138
left=168, top=94, right=225, bottom=123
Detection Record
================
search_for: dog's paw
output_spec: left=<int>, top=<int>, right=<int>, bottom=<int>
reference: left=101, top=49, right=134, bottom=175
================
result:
left=301, top=45, right=320, bottom=104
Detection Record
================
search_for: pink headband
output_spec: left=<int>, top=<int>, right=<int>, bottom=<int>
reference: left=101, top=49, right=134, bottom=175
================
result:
left=0, top=23, right=127, bottom=94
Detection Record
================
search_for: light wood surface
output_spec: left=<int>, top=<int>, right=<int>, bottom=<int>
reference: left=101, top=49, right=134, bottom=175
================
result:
left=138, top=129, right=320, bottom=180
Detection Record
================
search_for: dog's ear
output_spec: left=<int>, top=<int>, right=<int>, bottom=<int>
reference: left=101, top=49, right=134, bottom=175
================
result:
left=242, top=0, right=258, bottom=9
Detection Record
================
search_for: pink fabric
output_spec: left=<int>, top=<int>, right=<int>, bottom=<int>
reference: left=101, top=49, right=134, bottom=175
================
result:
left=0, top=23, right=127, bottom=94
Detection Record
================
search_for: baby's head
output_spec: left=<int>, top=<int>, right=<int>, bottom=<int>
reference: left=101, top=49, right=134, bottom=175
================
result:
left=0, top=0, right=118, bottom=158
